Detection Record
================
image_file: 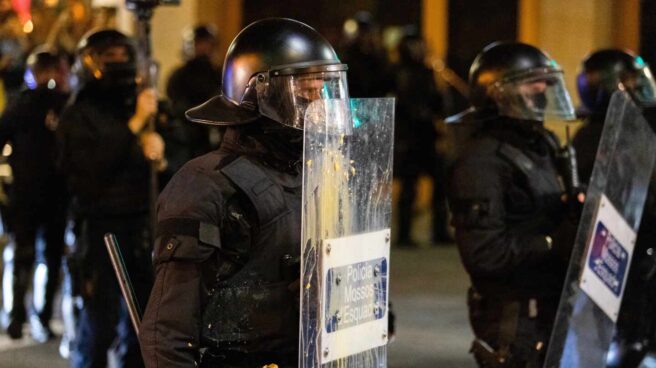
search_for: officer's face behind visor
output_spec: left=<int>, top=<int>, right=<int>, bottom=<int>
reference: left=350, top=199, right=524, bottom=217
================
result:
left=256, top=64, right=349, bottom=130
left=490, top=69, right=576, bottom=121
left=623, top=66, right=656, bottom=107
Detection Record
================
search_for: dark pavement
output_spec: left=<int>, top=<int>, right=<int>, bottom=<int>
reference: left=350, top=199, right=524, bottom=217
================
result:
left=388, top=246, right=476, bottom=368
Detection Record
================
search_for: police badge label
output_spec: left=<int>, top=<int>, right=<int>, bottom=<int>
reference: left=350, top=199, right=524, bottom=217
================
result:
left=320, top=229, right=390, bottom=363
left=580, top=194, right=636, bottom=322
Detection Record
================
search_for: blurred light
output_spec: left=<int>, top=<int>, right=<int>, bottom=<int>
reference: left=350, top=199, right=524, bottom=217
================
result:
left=2, top=143, right=12, bottom=157
left=24, top=69, right=37, bottom=89
left=47, top=79, right=56, bottom=89
left=22, top=19, right=33, bottom=33
left=33, top=263, right=48, bottom=311
left=432, top=58, right=446, bottom=72
left=44, top=0, right=58, bottom=7
left=91, top=0, right=120, bottom=7
left=71, top=2, right=86, bottom=22
left=12, top=0, right=31, bottom=25
left=343, top=19, right=358, bottom=37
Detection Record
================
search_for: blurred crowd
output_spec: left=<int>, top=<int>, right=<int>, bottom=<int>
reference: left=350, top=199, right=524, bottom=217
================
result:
left=0, top=4, right=457, bottom=365
left=0, top=1, right=227, bottom=364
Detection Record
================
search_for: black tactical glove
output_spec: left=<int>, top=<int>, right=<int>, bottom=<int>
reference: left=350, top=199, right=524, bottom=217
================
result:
left=549, top=217, right=579, bottom=263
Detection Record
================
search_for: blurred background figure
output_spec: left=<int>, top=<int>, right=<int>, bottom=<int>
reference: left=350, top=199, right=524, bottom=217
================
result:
left=339, top=11, right=390, bottom=98
left=163, top=23, right=221, bottom=184
left=45, top=0, right=94, bottom=58
left=0, top=46, right=70, bottom=343
left=0, top=0, right=29, bottom=109
left=574, top=48, right=656, bottom=368
left=391, top=26, right=450, bottom=246
left=57, top=29, right=161, bottom=368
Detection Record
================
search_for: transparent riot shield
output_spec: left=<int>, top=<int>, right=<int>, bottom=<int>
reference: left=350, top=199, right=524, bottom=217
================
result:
left=544, top=91, right=656, bottom=367
left=300, top=98, right=394, bottom=368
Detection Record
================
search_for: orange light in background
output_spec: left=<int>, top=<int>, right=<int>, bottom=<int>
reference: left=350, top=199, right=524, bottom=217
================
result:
left=22, top=19, right=33, bottom=33
left=71, top=1, right=86, bottom=22
left=44, top=0, right=59, bottom=7
left=11, top=0, right=31, bottom=25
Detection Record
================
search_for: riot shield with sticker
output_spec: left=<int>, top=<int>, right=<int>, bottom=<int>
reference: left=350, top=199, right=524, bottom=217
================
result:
left=544, top=91, right=656, bottom=368
left=300, top=98, right=394, bottom=367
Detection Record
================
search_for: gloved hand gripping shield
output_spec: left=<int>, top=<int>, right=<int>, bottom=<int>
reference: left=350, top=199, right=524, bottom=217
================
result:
left=300, top=97, right=394, bottom=367
left=544, top=91, right=656, bottom=368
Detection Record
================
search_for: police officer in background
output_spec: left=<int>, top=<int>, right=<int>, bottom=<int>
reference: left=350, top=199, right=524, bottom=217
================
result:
left=163, top=24, right=222, bottom=183
left=340, top=11, right=390, bottom=98
left=57, top=29, right=164, bottom=368
left=574, top=49, right=656, bottom=183
left=391, top=27, right=450, bottom=246
left=574, top=49, right=656, bottom=368
left=0, top=46, right=69, bottom=342
left=446, top=42, right=580, bottom=367
left=140, top=18, right=349, bottom=367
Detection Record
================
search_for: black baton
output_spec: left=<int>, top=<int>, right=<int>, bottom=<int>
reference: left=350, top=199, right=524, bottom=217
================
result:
left=104, top=232, right=142, bottom=335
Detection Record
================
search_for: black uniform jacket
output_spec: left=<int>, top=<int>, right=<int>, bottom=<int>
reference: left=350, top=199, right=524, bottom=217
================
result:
left=141, top=126, right=302, bottom=368
left=0, top=87, right=68, bottom=207
left=57, top=86, right=149, bottom=217
left=447, top=118, right=569, bottom=300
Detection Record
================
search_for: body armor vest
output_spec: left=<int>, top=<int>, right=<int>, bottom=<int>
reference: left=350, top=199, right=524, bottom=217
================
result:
left=498, top=141, right=563, bottom=219
left=201, top=155, right=302, bottom=356
left=493, top=129, right=565, bottom=233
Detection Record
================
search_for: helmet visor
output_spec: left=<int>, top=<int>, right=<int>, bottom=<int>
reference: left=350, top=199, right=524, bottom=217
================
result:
left=491, top=70, right=576, bottom=121
left=257, top=67, right=349, bottom=129
left=626, top=67, right=656, bottom=106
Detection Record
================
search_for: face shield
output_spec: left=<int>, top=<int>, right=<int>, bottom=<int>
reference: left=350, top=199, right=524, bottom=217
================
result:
left=76, top=44, right=137, bottom=90
left=623, top=66, right=656, bottom=106
left=489, top=68, right=576, bottom=121
left=255, top=63, right=349, bottom=129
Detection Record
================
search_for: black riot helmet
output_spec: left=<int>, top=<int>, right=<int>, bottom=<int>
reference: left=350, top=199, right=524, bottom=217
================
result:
left=24, top=45, right=64, bottom=90
left=398, top=26, right=425, bottom=65
left=75, top=28, right=137, bottom=89
left=186, top=18, right=349, bottom=129
left=182, top=24, right=217, bottom=59
left=468, top=41, right=575, bottom=121
left=577, top=49, right=656, bottom=113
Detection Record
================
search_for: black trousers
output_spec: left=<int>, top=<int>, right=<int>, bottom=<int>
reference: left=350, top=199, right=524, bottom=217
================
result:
left=467, top=289, right=558, bottom=368
left=5, top=201, right=66, bottom=325
left=70, top=214, right=152, bottom=368
left=396, top=152, right=450, bottom=244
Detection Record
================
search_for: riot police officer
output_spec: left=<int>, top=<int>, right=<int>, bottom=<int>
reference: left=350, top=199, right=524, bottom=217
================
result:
left=57, top=29, right=163, bottom=368
left=0, top=46, right=69, bottom=341
left=574, top=48, right=656, bottom=184
left=574, top=49, right=656, bottom=368
left=446, top=42, right=579, bottom=367
left=140, top=18, right=349, bottom=368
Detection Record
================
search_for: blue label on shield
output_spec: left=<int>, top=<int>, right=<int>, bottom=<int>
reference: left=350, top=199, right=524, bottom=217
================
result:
left=588, top=221, right=629, bottom=296
left=324, top=257, right=387, bottom=333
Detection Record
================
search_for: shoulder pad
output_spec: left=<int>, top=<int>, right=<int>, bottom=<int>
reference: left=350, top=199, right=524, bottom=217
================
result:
left=220, top=156, right=290, bottom=228
left=157, top=153, right=236, bottom=224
